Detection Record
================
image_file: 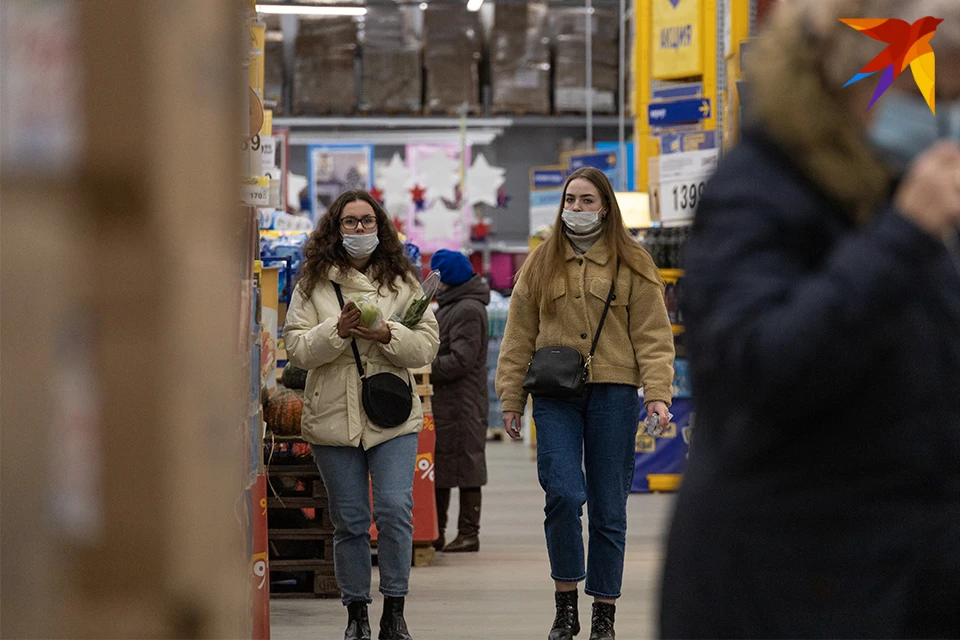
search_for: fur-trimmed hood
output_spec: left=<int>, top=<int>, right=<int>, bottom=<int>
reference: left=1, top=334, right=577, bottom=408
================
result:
left=743, top=1, right=892, bottom=223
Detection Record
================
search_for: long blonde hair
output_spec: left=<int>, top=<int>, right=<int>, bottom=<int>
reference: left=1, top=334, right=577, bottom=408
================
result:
left=517, top=167, right=661, bottom=307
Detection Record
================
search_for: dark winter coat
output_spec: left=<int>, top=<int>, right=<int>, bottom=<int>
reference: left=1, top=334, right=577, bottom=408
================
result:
left=660, top=15, right=960, bottom=639
left=432, top=275, right=491, bottom=489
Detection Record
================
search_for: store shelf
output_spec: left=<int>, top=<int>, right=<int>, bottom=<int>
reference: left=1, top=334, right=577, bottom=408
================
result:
left=273, top=115, right=634, bottom=130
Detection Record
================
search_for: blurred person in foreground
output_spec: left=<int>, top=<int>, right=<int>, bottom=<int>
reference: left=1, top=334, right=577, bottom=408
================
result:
left=284, top=191, right=439, bottom=640
left=429, top=249, right=491, bottom=553
left=497, top=167, right=675, bottom=640
left=660, top=0, right=960, bottom=637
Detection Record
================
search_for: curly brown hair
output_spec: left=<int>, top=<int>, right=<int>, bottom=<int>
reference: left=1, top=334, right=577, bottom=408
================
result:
left=297, top=190, right=417, bottom=297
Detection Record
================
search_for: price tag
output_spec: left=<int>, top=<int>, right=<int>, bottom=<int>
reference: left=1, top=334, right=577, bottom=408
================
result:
left=242, top=176, right=270, bottom=206
left=261, top=136, right=276, bottom=175
left=657, top=149, right=718, bottom=223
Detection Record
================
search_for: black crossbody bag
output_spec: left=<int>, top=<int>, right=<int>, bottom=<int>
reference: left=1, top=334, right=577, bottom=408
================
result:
left=334, top=283, right=414, bottom=428
left=523, top=262, right=618, bottom=398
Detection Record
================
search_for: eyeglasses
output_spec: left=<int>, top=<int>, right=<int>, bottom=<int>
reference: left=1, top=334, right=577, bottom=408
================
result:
left=341, top=216, right=378, bottom=230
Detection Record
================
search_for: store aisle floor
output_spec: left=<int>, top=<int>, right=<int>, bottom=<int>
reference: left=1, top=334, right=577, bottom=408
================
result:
left=270, top=439, right=675, bottom=640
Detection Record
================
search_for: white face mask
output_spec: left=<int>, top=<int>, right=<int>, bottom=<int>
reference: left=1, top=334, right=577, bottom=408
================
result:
left=342, top=232, right=380, bottom=260
left=562, top=209, right=603, bottom=234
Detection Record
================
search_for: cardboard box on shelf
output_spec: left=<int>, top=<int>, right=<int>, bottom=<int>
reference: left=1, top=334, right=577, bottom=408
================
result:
left=360, top=6, right=422, bottom=114
left=423, top=5, right=482, bottom=114
left=551, top=7, right=620, bottom=113
left=491, top=2, right=551, bottom=114
left=264, top=35, right=285, bottom=115
left=293, top=17, right=359, bottom=115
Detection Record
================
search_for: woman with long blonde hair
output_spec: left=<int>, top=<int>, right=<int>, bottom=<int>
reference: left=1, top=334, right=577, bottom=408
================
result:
left=496, top=167, right=675, bottom=640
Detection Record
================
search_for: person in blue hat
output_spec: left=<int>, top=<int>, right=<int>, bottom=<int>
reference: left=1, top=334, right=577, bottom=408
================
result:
left=429, top=249, right=491, bottom=553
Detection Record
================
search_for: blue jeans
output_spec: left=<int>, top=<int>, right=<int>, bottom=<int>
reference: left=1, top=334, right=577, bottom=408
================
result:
left=311, top=433, right=418, bottom=605
left=533, top=384, right=640, bottom=599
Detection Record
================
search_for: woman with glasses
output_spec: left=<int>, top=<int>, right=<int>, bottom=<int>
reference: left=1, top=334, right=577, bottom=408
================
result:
left=284, top=190, right=440, bottom=640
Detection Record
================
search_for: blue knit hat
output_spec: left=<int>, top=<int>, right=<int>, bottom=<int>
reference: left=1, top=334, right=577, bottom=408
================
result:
left=430, top=249, right=474, bottom=286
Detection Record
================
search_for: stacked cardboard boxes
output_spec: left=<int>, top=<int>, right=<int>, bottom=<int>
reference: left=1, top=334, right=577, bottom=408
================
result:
left=293, top=17, right=358, bottom=115
left=360, top=6, right=422, bottom=114
left=423, top=5, right=482, bottom=114
left=551, top=7, right=620, bottom=113
left=490, top=2, right=551, bottom=114
left=264, top=34, right=285, bottom=115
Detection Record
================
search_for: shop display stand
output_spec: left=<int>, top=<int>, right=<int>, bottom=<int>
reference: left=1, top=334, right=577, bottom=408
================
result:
left=263, top=441, right=339, bottom=598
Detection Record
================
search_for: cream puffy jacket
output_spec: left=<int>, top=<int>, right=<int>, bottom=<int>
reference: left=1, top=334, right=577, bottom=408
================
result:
left=283, top=266, right=440, bottom=449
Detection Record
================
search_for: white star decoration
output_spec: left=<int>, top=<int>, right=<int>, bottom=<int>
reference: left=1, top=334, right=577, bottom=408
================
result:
left=417, top=199, right=460, bottom=243
left=465, top=152, right=506, bottom=207
left=417, top=149, right=461, bottom=201
left=375, top=152, right=412, bottom=212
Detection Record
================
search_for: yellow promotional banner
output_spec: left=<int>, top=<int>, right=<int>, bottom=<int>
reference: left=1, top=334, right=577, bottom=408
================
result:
left=248, top=19, right=265, bottom=97
left=652, top=0, right=702, bottom=80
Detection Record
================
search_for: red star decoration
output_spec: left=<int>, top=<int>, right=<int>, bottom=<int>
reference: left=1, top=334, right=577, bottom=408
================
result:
left=409, top=184, right=426, bottom=202
left=392, top=216, right=406, bottom=235
left=369, top=186, right=384, bottom=205
left=470, top=221, right=491, bottom=241
left=496, top=188, right=512, bottom=209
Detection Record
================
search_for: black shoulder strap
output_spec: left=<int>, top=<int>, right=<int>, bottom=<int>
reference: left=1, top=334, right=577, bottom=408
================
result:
left=332, top=282, right=365, bottom=379
left=588, top=259, right=619, bottom=361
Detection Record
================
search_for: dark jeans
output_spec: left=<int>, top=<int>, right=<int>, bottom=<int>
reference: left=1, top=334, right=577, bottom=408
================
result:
left=533, top=384, right=640, bottom=599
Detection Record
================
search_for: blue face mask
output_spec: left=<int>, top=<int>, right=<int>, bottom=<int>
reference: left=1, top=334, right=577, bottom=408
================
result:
left=867, top=93, right=960, bottom=174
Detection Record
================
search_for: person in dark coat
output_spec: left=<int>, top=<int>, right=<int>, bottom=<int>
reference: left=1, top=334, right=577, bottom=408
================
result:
left=659, top=0, right=960, bottom=638
left=429, top=249, right=491, bottom=553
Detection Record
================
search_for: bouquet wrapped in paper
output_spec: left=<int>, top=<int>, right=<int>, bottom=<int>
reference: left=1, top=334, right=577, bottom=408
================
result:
left=393, top=269, right=441, bottom=328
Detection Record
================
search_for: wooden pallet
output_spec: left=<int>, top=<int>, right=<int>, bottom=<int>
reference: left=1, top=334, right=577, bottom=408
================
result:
left=413, top=367, right=433, bottom=411
left=371, top=541, right=437, bottom=568
left=490, top=107, right=552, bottom=117
left=269, top=563, right=339, bottom=599
left=413, top=543, right=436, bottom=568
left=422, top=106, right=483, bottom=117
left=358, top=107, right=424, bottom=117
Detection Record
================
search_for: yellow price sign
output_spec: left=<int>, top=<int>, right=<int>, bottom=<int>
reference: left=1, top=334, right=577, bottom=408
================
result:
left=652, top=0, right=703, bottom=80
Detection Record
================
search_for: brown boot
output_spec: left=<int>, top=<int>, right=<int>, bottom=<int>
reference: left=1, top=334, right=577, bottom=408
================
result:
left=434, top=488, right=450, bottom=551
left=443, top=488, right=480, bottom=553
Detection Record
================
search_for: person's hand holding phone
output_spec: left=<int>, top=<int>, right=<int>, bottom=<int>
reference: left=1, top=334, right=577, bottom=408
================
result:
left=338, top=300, right=362, bottom=339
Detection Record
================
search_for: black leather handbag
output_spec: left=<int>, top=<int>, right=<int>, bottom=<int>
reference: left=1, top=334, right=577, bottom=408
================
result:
left=334, top=283, right=414, bottom=428
left=523, top=265, right=617, bottom=398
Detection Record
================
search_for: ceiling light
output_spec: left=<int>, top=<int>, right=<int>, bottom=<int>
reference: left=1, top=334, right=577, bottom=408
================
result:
left=419, top=2, right=428, bottom=9
left=256, top=4, right=367, bottom=16
left=466, top=0, right=484, bottom=11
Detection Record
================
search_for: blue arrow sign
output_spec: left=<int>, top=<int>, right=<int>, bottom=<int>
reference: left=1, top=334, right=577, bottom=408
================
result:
left=648, top=98, right=712, bottom=126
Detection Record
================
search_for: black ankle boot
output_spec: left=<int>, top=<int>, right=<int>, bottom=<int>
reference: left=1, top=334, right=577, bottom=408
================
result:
left=589, top=602, right=616, bottom=640
left=345, top=601, right=371, bottom=640
left=378, top=596, right=413, bottom=640
left=549, top=590, right=580, bottom=640
left=443, top=489, right=481, bottom=553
